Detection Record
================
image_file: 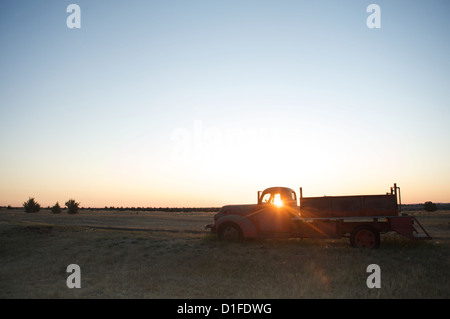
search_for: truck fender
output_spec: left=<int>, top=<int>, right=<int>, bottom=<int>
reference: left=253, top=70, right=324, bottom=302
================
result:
left=216, top=215, right=258, bottom=238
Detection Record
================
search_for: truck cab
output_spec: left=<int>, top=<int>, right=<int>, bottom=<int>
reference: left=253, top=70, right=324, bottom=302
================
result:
left=206, top=187, right=300, bottom=241
left=258, top=187, right=298, bottom=207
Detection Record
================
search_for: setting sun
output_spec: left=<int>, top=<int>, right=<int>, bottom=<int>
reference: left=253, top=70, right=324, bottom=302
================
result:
left=273, top=194, right=283, bottom=207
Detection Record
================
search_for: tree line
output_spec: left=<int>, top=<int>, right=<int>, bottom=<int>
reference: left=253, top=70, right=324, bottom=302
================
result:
left=2, top=197, right=220, bottom=213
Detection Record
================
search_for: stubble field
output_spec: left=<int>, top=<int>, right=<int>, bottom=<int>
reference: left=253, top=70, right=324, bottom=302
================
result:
left=0, top=208, right=449, bottom=299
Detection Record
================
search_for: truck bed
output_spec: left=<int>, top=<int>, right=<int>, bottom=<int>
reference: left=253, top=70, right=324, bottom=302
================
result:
left=299, top=194, right=398, bottom=218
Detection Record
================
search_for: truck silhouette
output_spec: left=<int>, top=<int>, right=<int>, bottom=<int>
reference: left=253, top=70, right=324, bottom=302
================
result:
left=205, top=184, right=431, bottom=248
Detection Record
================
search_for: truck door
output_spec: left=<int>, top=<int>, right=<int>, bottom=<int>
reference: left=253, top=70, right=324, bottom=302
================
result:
left=252, top=191, right=293, bottom=235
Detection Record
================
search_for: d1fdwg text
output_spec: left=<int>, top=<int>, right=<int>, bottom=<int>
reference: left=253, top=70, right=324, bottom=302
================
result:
left=177, top=303, right=272, bottom=316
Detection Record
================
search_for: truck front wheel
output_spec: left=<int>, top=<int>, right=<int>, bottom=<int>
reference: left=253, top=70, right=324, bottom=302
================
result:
left=350, top=226, right=380, bottom=249
left=218, top=223, right=242, bottom=242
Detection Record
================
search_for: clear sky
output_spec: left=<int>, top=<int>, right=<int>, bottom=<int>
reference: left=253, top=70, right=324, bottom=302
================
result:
left=1, top=0, right=449, bottom=208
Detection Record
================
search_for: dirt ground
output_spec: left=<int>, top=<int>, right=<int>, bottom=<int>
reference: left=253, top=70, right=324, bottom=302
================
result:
left=0, top=209, right=449, bottom=299
left=0, top=209, right=214, bottom=232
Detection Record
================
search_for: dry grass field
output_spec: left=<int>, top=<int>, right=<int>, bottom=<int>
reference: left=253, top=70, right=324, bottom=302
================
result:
left=0, top=208, right=449, bottom=299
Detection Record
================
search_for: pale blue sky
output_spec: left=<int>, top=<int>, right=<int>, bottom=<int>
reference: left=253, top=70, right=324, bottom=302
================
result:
left=1, top=1, right=449, bottom=207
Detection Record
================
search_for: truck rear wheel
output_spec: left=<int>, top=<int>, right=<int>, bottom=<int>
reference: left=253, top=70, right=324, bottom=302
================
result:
left=218, top=223, right=242, bottom=242
left=350, top=226, right=380, bottom=249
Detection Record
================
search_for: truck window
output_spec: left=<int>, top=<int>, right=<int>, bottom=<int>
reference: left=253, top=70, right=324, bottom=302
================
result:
left=261, top=193, right=284, bottom=206
left=261, top=193, right=272, bottom=204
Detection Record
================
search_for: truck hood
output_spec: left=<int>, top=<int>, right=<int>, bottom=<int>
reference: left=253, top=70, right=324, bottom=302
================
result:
left=219, top=204, right=258, bottom=216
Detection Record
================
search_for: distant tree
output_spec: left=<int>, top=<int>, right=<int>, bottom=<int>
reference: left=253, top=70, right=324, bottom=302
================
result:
left=23, top=197, right=41, bottom=213
left=423, top=201, right=437, bottom=212
left=7, top=205, right=13, bottom=210
left=51, top=202, right=62, bottom=214
left=65, top=199, right=80, bottom=214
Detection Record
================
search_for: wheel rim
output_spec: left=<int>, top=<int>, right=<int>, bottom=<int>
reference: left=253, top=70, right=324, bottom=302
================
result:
left=355, top=229, right=376, bottom=248
left=222, top=226, right=240, bottom=241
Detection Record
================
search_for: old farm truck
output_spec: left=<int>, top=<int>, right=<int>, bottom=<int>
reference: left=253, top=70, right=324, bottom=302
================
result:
left=205, top=184, right=431, bottom=248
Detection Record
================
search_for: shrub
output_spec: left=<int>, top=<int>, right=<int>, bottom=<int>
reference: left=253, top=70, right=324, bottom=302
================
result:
left=51, top=202, right=62, bottom=214
left=423, top=201, right=437, bottom=212
left=65, top=199, right=80, bottom=214
left=23, top=197, right=41, bottom=213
